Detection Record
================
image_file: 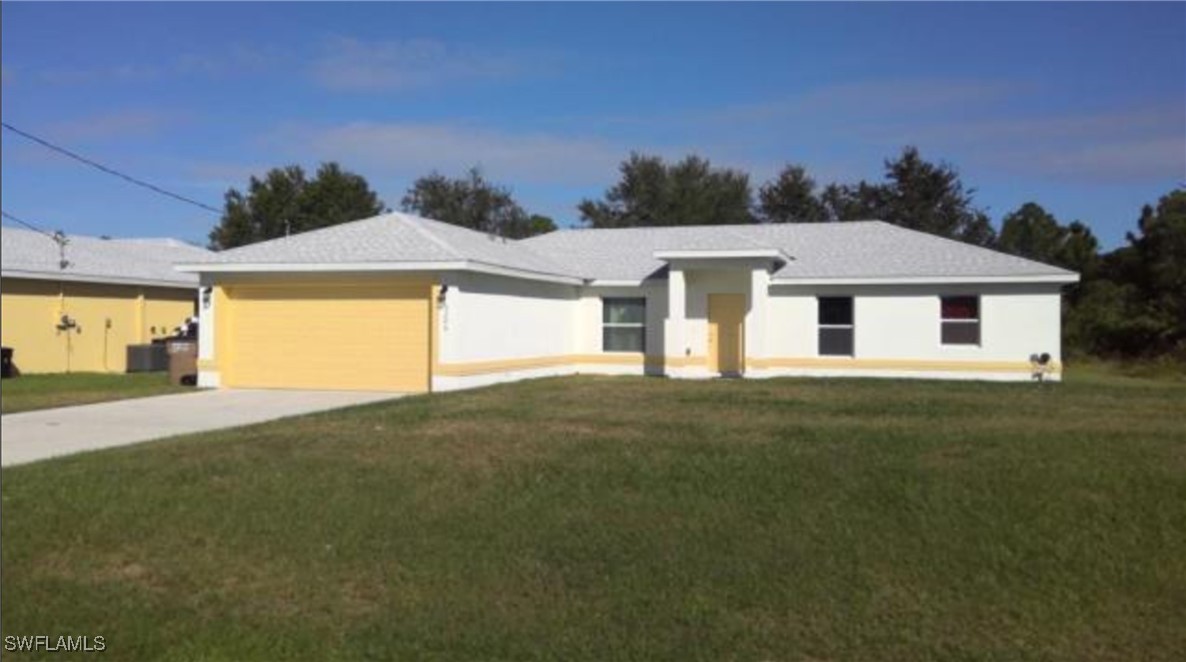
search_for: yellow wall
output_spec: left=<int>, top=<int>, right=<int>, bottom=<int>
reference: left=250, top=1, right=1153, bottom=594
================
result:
left=0, top=277, right=196, bottom=374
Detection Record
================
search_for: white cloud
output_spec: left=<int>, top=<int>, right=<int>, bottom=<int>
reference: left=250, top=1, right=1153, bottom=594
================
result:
left=28, top=44, right=281, bottom=86
left=882, top=105, right=1186, bottom=183
left=981, top=135, right=1186, bottom=183
left=273, top=121, right=627, bottom=185
left=659, top=79, right=1184, bottom=185
left=310, top=37, right=526, bottom=92
left=180, top=161, right=275, bottom=191
left=38, top=63, right=161, bottom=85
left=43, top=109, right=185, bottom=144
left=690, top=78, right=1020, bottom=127
left=161, top=75, right=1181, bottom=213
left=174, top=44, right=282, bottom=78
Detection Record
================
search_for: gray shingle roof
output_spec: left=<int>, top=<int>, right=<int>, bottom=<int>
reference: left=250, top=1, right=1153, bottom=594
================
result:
left=521, top=221, right=1077, bottom=282
left=2, top=225, right=210, bottom=287
left=183, top=213, right=574, bottom=279
left=183, top=213, right=1076, bottom=283
left=756, top=222, right=1076, bottom=281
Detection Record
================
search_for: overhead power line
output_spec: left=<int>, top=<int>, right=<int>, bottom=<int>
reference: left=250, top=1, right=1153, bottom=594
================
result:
left=1, top=121, right=222, bottom=214
left=1, top=209, right=57, bottom=238
left=2, top=209, right=72, bottom=270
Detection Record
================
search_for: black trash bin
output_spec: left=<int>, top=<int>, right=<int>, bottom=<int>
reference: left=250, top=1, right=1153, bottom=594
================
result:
left=1, top=347, right=13, bottom=379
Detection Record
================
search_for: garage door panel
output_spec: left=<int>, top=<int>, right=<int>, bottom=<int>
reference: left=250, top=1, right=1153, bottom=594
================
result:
left=226, top=282, right=430, bottom=392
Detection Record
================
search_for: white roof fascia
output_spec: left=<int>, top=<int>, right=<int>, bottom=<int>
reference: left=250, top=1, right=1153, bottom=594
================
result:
left=654, top=248, right=788, bottom=261
left=175, top=260, right=584, bottom=286
left=1, top=269, right=197, bottom=289
left=771, top=274, right=1080, bottom=286
left=463, top=260, right=584, bottom=285
left=174, top=261, right=467, bottom=273
left=587, top=279, right=649, bottom=288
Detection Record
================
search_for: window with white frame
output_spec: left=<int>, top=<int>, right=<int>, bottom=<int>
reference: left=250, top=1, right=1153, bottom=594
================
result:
left=941, top=296, right=980, bottom=345
left=602, top=298, right=646, bottom=352
left=818, top=296, right=854, bottom=356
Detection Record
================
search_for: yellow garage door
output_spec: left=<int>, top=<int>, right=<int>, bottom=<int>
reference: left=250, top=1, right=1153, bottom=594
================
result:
left=224, top=281, right=431, bottom=392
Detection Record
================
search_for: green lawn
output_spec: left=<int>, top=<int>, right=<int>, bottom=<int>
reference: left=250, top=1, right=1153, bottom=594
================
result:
left=2, top=370, right=1184, bottom=660
left=0, top=372, right=189, bottom=415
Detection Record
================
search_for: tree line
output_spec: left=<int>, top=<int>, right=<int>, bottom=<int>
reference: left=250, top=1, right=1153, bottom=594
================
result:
left=207, top=148, right=1185, bottom=362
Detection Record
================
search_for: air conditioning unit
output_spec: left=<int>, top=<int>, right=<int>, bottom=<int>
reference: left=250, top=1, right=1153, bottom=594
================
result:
left=126, top=343, right=169, bottom=373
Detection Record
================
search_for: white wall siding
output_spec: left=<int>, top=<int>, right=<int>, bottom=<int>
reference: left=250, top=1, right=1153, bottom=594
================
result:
left=197, top=274, right=219, bottom=388
left=437, top=272, right=580, bottom=364
left=759, top=282, right=1065, bottom=381
left=765, top=293, right=817, bottom=358
left=682, top=268, right=751, bottom=359
left=434, top=365, right=579, bottom=392
left=435, top=274, right=1065, bottom=390
left=576, top=283, right=668, bottom=358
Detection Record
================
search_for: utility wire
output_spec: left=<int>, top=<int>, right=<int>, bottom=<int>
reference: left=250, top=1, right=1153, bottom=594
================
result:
left=1, top=209, right=58, bottom=239
left=2, top=121, right=222, bottom=214
left=1, top=209, right=72, bottom=269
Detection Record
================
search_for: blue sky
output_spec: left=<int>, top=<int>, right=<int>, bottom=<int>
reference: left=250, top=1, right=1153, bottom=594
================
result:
left=2, top=2, right=1183, bottom=249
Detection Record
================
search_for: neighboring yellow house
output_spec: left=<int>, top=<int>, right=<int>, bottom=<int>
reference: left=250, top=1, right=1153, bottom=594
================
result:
left=1, top=226, right=210, bottom=374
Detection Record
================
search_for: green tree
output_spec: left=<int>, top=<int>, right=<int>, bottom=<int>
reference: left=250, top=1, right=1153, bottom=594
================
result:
left=401, top=167, right=551, bottom=239
left=514, top=214, right=557, bottom=238
left=209, top=163, right=384, bottom=250
left=1122, top=190, right=1186, bottom=355
left=881, top=146, right=996, bottom=246
left=998, top=202, right=1101, bottom=274
left=820, top=181, right=885, bottom=221
left=1055, top=221, right=1101, bottom=278
left=998, top=203, right=1065, bottom=262
left=579, top=153, right=755, bottom=227
left=820, top=147, right=995, bottom=246
left=1063, top=279, right=1156, bottom=358
left=758, top=164, right=827, bottom=223
left=1066, top=189, right=1186, bottom=358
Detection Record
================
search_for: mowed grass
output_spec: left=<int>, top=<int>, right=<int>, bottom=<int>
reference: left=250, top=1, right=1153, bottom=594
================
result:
left=2, top=370, right=1185, bottom=660
left=0, top=372, right=189, bottom=415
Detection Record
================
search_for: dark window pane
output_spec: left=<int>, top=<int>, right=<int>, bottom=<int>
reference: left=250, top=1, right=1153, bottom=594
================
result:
left=941, top=296, right=979, bottom=320
left=819, top=297, right=853, bottom=325
left=603, top=298, right=646, bottom=324
left=819, top=327, right=854, bottom=356
left=941, top=321, right=980, bottom=345
left=603, top=327, right=645, bottom=352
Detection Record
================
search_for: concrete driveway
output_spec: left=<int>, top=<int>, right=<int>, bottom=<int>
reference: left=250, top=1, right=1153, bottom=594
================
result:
left=2, top=389, right=402, bottom=467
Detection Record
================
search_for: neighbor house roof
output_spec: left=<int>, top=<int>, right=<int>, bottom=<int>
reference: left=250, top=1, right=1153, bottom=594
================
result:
left=177, top=213, right=1078, bottom=285
left=1, top=225, right=210, bottom=288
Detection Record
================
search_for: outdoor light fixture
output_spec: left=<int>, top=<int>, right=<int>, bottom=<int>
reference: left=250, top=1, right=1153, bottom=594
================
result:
left=437, top=285, right=449, bottom=305
left=56, top=314, right=78, bottom=332
left=201, top=287, right=212, bottom=309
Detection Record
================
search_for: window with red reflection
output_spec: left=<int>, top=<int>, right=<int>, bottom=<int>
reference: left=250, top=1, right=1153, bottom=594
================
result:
left=941, top=296, right=980, bottom=345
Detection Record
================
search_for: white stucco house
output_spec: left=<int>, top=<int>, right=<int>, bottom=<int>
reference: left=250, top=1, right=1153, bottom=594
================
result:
left=177, top=213, right=1078, bottom=393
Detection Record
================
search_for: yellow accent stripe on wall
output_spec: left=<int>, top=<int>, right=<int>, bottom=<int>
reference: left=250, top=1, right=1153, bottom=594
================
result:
left=661, top=355, right=708, bottom=368
left=435, top=354, right=574, bottom=377
left=434, top=354, right=707, bottom=377
left=433, top=354, right=1059, bottom=377
left=746, top=357, right=1061, bottom=374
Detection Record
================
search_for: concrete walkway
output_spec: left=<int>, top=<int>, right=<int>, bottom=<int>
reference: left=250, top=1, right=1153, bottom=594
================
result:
left=2, top=389, right=402, bottom=467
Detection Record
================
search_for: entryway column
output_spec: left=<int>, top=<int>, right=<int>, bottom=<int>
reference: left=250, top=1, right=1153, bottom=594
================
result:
left=664, top=267, right=686, bottom=371
left=746, top=267, right=769, bottom=371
